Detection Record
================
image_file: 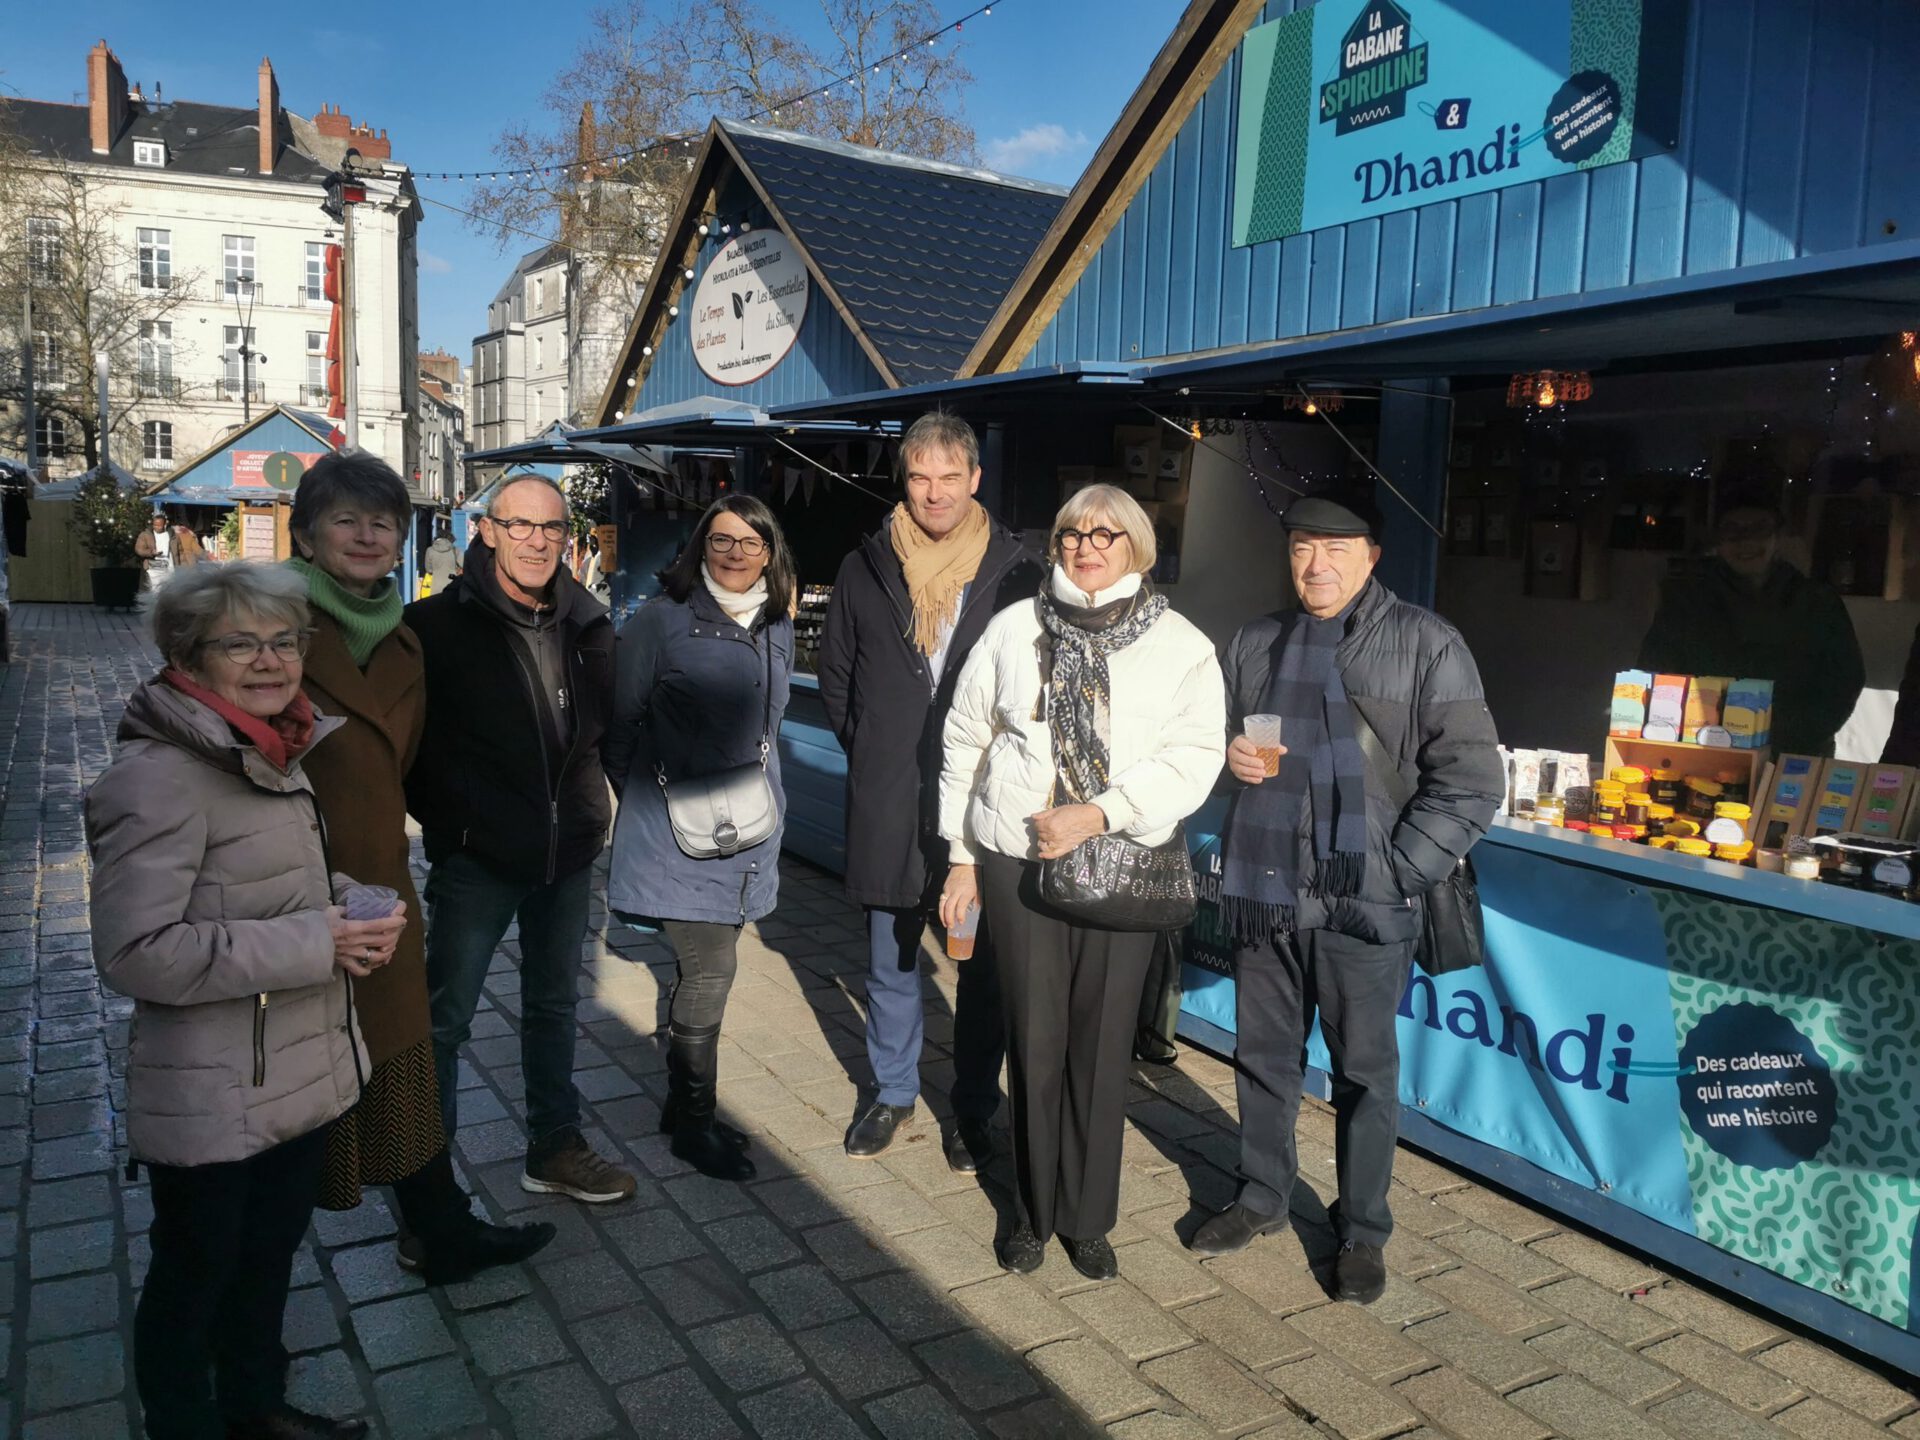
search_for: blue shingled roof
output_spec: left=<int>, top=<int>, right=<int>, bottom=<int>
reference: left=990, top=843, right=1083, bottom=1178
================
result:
left=721, top=122, right=1069, bottom=388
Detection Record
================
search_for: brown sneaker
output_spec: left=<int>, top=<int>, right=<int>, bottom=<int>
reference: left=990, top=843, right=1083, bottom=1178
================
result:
left=521, top=1129, right=637, bottom=1204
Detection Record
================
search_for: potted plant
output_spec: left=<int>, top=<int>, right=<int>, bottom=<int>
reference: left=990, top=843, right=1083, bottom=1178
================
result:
left=72, top=472, right=154, bottom=611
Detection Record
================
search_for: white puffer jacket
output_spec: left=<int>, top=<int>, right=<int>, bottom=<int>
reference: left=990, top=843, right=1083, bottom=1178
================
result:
left=940, top=574, right=1226, bottom=864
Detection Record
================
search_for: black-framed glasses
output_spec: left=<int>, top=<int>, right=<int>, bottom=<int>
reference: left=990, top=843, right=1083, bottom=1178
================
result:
left=1056, top=526, right=1128, bottom=552
left=706, top=532, right=768, bottom=557
left=487, top=516, right=569, bottom=541
left=204, top=631, right=309, bottom=664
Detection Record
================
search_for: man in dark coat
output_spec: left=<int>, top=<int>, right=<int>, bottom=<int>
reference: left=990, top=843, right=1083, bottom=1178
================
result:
left=818, top=412, right=1043, bottom=1169
left=1637, top=496, right=1863, bottom=759
left=1189, top=490, right=1503, bottom=1307
left=405, top=474, right=636, bottom=1207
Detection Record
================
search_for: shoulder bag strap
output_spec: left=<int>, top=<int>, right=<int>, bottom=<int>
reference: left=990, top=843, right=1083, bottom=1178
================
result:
left=757, top=622, right=774, bottom=762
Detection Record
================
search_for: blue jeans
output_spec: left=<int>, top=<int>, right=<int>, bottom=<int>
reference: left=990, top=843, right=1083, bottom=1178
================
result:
left=425, top=850, right=593, bottom=1149
left=865, top=905, right=1005, bottom=1120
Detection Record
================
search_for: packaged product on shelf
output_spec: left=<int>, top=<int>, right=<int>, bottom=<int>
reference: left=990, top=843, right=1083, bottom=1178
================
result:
left=1724, top=678, right=1775, bottom=750
left=1510, top=749, right=1544, bottom=817
left=1852, top=765, right=1917, bottom=839
left=1643, top=674, right=1690, bottom=743
left=1609, top=670, right=1653, bottom=738
left=1554, top=753, right=1592, bottom=823
left=1757, top=754, right=1821, bottom=850
left=1806, top=760, right=1866, bottom=838
left=1683, top=676, right=1731, bottom=744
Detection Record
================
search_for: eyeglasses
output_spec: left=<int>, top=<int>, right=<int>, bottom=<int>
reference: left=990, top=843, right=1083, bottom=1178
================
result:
left=1056, top=527, right=1128, bottom=552
left=205, top=631, right=309, bottom=664
left=706, top=532, right=768, bottom=557
left=486, top=516, right=570, bottom=542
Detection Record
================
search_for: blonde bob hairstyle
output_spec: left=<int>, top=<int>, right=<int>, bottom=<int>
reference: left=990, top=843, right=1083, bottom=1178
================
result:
left=1049, top=483, right=1158, bottom=575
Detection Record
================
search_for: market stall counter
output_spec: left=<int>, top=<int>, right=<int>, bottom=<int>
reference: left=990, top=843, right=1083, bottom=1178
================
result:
left=1178, top=808, right=1920, bottom=1375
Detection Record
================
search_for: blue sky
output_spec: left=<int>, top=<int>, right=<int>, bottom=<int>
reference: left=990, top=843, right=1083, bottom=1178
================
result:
left=5, top=2, right=1181, bottom=361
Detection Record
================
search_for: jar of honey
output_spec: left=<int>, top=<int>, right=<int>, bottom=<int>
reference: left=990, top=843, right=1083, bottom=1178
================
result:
left=1784, top=851, right=1821, bottom=881
left=1649, top=769, right=1682, bottom=808
left=1610, top=822, right=1647, bottom=842
left=1673, top=838, right=1713, bottom=859
left=1703, top=802, right=1752, bottom=847
left=1716, top=769, right=1749, bottom=806
left=1624, top=792, right=1653, bottom=825
left=1648, top=803, right=1676, bottom=826
left=1684, top=777, right=1724, bottom=821
left=1611, top=766, right=1649, bottom=787
left=1713, top=841, right=1754, bottom=865
left=1647, top=835, right=1678, bottom=850
left=1532, top=794, right=1566, bottom=826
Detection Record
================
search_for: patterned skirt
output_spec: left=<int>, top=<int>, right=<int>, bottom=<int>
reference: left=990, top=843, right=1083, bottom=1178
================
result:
left=318, top=1038, right=446, bottom=1211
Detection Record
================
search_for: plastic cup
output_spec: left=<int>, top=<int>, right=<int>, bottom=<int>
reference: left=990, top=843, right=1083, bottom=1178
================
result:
left=1244, top=714, right=1284, bottom=777
left=339, top=883, right=401, bottom=921
left=946, top=900, right=980, bottom=961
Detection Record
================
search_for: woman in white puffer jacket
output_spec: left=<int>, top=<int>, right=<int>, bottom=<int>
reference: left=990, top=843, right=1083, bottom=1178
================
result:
left=938, top=483, right=1225, bottom=1280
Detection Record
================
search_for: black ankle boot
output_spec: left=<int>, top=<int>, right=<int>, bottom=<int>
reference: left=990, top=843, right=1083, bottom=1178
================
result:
left=392, top=1149, right=556, bottom=1284
left=658, top=1095, right=751, bottom=1150
left=667, top=1022, right=756, bottom=1182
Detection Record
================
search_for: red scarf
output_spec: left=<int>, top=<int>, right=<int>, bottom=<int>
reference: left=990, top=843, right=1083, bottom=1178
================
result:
left=162, top=669, right=317, bottom=773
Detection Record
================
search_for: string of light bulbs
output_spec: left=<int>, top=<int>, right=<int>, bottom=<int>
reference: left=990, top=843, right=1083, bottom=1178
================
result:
left=410, top=0, right=1011, bottom=184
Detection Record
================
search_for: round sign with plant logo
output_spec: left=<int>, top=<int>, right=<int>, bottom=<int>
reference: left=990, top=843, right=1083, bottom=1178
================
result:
left=689, top=233, right=809, bottom=387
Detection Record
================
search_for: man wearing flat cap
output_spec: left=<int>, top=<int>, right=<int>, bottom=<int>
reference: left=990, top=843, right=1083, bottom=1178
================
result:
left=1189, top=486, right=1503, bottom=1304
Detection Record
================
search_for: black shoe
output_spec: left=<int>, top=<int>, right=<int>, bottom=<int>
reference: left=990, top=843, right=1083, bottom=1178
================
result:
left=664, top=1020, right=757, bottom=1182
left=402, top=1213, right=558, bottom=1286
left=944, top=1118, right=993, bottom=1174
left=226, top=1405, right=370, bottom=1439
left=1063, top=1235, right=1118, bottom=1281
left=1187, top=1202, right=1290, bottom=1257
left=660, top=1098, right=750, bottom=1149
left=1334, top=1240, right=1388, bottom=1303
left=997, top=1222, right=1045, bottom=1274
left=845, top=1102, right=914, bottom=1158
left=672, top=1120, right=757, bottom=1181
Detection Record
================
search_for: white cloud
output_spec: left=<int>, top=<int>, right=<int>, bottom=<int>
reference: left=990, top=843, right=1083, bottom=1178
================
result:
left=420, top=250, right=453, bottom=275
left=982, top=123, right=1092, bottom=176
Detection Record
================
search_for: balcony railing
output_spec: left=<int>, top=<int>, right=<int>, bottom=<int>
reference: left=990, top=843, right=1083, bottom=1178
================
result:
left=135, top=375, right=184, bottom=400
left=219, top=379, right=266, bottom=402
left=298, top=384, right=332, bottom=407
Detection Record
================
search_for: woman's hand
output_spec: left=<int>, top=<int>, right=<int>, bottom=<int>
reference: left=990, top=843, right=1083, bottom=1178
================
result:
left=1227, top=735, right=1285, bottom=786
left=939, top=864, right=980, bottom=931
left=1032, top=803, right=1108, bottom=861
left=328, top=906, right=407, bottom=979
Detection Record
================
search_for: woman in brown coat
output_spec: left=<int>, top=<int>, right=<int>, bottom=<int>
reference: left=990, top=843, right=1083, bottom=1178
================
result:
left=290, top=451, right=553, bottom=1283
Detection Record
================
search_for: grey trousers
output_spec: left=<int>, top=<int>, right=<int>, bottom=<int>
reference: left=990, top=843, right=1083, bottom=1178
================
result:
left=1232, top=928, right=1413, bottom=1247
left=661, top=920, right=741, bottom=1029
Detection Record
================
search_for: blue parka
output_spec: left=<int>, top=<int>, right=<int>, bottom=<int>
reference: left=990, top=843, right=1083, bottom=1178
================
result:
left=603, top=586, right=794, bottom=925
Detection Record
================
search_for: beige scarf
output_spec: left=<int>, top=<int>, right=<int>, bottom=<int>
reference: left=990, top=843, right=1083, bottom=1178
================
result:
left=890, top=500, right=990, bottom=657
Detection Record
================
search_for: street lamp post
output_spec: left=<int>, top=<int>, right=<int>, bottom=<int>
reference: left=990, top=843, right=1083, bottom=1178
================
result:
left=231, top=275, right=268, bottom=423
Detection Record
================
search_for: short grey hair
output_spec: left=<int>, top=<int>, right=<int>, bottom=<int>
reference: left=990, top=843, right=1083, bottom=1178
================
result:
left=898, top=410, right=979, bottom=481
left=1051, top=483, right=1158, bottom=575
left=491, top=471, right=570, bottom=516
left=151, top=563, right=311, bottom=671
left=291, top=449, right=412, bottom=553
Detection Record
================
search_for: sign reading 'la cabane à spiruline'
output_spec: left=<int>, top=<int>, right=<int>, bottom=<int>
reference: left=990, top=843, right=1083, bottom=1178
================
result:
left=690, top=234, right=810, bottom=387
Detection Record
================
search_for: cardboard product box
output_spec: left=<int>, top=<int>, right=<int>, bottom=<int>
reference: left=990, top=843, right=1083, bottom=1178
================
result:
left=1609, top=670, right=1653, bottom=738
left=1724, top=678, right=1774, bottom=750
left=1757, top=754, right=1822, bottom=850
left=1112, top=425, right=1160, bottom=493
left=1643, top=674, right=1690, bottom=744
left=1804, top=759, right=1867, bottom=838
left=1683, top=676, right=1731, bottom=744
left=1852, top=765, right=1917, bottom=838
left=1057, top=465, right=1128, bottom=501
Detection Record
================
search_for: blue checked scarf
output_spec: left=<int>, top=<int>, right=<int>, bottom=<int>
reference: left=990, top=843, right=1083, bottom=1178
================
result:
left=1220, top=601, right=1369, bottom=942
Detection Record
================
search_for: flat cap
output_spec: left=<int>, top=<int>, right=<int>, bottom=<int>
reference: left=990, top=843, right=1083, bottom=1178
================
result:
left=1281, top=488, right=1382, bottom=538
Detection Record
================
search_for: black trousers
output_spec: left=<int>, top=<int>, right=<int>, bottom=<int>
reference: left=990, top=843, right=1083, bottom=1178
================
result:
left=661, top=920, right=742, bottom=1029
left=981, top=851, right=1155, bottom=1243
left=137, top=1123, right=331, bottom=1439
left=1233, top=929, right=1413, bottom=1246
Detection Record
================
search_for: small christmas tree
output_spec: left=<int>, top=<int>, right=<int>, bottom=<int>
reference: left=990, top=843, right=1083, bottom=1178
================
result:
left=71, top=473, right=156, bottom=569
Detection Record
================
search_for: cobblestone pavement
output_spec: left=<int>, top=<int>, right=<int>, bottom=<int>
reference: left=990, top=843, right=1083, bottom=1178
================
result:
left=5, top=602, right=1920, bottom=1439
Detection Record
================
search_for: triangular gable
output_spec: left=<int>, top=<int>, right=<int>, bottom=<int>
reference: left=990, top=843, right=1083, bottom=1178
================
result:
left=156, top=405, right=336, bottom=498
left=960, top=0, right=1265, bottom=376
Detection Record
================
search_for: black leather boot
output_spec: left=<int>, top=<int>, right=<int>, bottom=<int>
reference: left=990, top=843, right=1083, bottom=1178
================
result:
left=659, top=1095, right=751, bottom=1149
left=668, top=1022, right=756, bottom=1182
left=392, top=1149, right=556, bottom=1285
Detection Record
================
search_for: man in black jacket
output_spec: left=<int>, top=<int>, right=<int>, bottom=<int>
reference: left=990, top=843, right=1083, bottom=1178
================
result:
left=1188, top=491, right=1502, bottom=1305
left=818, top=412, right=1044, bottom=1169
left=405, top=474, right=635, bottom=1206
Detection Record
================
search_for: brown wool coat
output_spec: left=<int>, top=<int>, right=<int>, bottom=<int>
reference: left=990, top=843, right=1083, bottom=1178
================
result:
left=299, top=612, right=429, bottom=1067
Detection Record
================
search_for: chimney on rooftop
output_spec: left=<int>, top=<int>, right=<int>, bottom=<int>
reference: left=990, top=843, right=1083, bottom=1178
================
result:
left=87, top=40, right=130, bottom=155
left=314, top=103, right=392, bottom=163
left=258, top=58, right=280, bottom=175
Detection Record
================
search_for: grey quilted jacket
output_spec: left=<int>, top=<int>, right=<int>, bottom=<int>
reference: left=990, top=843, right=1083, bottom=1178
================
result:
left=85, top=680, right=367, bottom=1168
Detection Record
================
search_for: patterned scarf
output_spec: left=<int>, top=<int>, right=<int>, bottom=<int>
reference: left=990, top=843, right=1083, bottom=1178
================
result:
left=1038, top=570, right=1168, bottom=805
left=1220, top=599, right=1369, bottom=942
left=890, top=500, right=990, bottom=657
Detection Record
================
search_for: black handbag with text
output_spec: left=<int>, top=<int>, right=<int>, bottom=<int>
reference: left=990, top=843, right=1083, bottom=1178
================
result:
left=1040, top=826, right=1199, bottom=932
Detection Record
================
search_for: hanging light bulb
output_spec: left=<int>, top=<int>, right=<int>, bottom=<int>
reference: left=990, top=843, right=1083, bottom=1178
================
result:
left=684, top=268, right=695, bottom=281
left=668, top=305, right=679, bottom=317
left=1536, top=378, right=1557, bottom=408
left=626, top=376, right=636, bottom=388
left=698, top=223, right=710, bottom=236
left=1189, top=421, right=1202, bottom=441
left=1303, top=398, right=1318, bottom=415
left=642, top=344, right=653, bottom=356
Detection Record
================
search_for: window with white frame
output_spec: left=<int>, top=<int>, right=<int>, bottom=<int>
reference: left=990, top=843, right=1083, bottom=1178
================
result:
left=306, top=331, right=326, bottom=400
left=137, top=229, right=171, bottom=291
left=304, top=242, right=326, bottom=304
left=142, top=420, right=172, bottom=464
left=223, top=326, right=256, bottom=392
left=133, top=139, right=166, bottom=168
left=223, top=235, right=255, bottom=296
left=138, top=321, right=172, bottom=394
left=27, top=217, right=61, bottom=284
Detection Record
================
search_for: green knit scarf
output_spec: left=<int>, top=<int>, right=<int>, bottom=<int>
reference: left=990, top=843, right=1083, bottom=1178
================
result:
left=290, top=558, right=404, bottom=668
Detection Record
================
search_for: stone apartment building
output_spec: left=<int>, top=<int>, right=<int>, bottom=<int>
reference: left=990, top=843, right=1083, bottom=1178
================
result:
left=416, top=347, right=466, bottom=502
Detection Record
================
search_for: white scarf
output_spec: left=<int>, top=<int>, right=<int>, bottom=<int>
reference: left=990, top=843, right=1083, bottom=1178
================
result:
left=703, top=563, right=768, bottom=627
left=1051, top=564, right=1142, bottom=610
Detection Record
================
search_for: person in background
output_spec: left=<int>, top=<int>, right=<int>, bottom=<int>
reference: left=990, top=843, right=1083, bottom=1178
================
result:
left=289, top=452, right=554, bottom=1283
left=817, top=410, right=1043, bottom=1171
left=422, top=519, right=461, bottom=597
left=939, top=483, right=1225, bottom=1278
left=1193, top=491, right=1502, bottom=1307
left=174, top=524, right=208, bottom=568
left=136, top=512, right=175, bottom=591
left=1882, top=625, right=1920, bottom=766
left=603, top=496, right=796, bottom=1182
left=406, top=475, right=637, bottom=1205
left=86, top=562, right=402, bottom=1440
left=1638, top=488, right=1864, bottom=758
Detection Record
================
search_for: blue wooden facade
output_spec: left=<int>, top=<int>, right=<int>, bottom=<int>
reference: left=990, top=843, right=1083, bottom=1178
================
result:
left=158, top=409, right=334, bottom=503
left=1014, top=0, right=1920, bottom=371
